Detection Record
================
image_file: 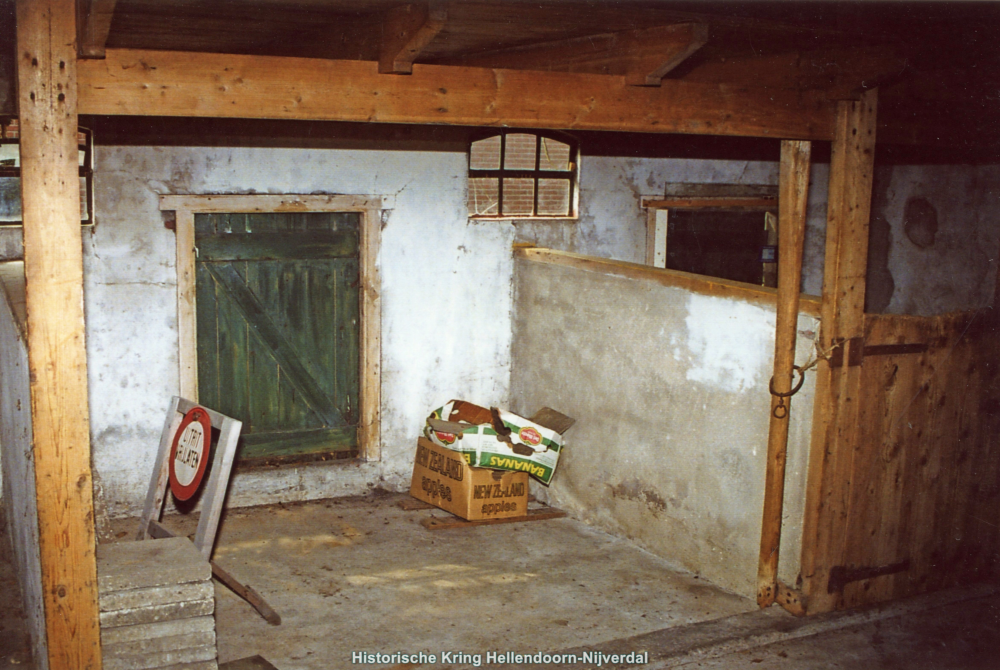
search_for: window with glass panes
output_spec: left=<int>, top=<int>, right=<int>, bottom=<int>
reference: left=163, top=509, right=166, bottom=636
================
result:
left=468, top=131, right=578, bottom=218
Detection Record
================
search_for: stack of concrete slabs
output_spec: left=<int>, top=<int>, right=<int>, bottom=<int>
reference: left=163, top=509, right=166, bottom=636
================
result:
left=97, top=537, right=217, bottom=670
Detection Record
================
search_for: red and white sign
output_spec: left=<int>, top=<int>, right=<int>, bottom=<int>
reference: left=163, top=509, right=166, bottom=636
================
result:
left=169, top=407, right=212, bottom=501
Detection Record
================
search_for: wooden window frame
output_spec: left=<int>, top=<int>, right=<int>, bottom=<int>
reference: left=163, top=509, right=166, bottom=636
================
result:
left=159, top=194, right=387, bottom=462
left=0, top=119, right=95, bottom=226
left=468, top=129, right=580, bottom=220
left=642, top=193, right=779, bottom=286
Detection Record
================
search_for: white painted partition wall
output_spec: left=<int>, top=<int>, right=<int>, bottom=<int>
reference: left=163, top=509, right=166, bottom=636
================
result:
left=0, top=263, right=48, bottom=670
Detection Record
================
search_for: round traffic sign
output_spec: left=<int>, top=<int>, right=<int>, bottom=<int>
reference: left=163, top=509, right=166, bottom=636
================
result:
left=168, top=407, right=212, bottom=501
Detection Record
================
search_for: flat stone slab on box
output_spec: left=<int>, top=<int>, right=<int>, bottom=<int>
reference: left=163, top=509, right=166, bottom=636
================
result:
left=103, top=642, right=217, bottom=670
left=100, top=598, right=214, bottom=628
left=104, top=629, right=216, bottom=659
left=101, top=581, right=214, bottom=612
left=101, top=615, right=215, bottom=646
left=160, top=663, right=219, bottom=670
left=98, top=538, right=212, bottom=594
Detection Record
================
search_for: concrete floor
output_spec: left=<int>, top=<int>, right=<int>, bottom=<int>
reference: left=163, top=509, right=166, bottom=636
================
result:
left=157, top=493, right=753, bottom=668
left=2, top=494, right=999, bottom=670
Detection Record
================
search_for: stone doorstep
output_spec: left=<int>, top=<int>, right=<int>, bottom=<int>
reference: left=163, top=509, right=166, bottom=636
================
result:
left=100, top=598, right=214, bottom=628
left=101, top=581, right=215, bottom=612
left=103, top=630, right=216, bottom=659
left=98, top=538, right=212, bottom=594
left=101, top=616, right=215, bottom=646
left=102, top=643, right=217, bottom=670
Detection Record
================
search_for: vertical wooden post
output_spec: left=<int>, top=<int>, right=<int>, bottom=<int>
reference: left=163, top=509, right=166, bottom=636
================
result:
left=757, top=140, right=812, bottom=608
left=16, top=0, right=103, bottom=667
left=175, top=209, right=198, bottom=399
left=799, top=89, right=878, bottom=614
left=359, top=205, right=382, bottom=461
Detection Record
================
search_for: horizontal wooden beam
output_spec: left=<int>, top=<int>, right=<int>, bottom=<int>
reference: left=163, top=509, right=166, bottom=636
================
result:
left=642, top=196, right=776, bottom=210
left=516, top=246, right=821, bottom=316
left=77, top=49, right=836, bottom=140
left=159, top=193, right=389, bottom=214
left=444, top=22, right=708, bottom=87
left=380, top=2, right=448, bottom=75
left=681, top=46, right=907, bottom=100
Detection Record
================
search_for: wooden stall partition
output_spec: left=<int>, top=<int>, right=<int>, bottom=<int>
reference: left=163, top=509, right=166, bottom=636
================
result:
left=835, top=310, right=1000, bottom=608
left=799, top=90, right=878, bottom=614
left=800, top=90, right=1000, bottom=613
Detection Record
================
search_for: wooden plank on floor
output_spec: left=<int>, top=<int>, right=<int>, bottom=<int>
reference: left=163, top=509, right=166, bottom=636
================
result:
left=420, top=507, right=566, bottom=530
left=400, top=495, right=536, bottom=511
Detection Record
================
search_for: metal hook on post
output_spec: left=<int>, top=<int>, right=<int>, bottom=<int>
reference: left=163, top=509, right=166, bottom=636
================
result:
left=768, top=365, right=805, bottom=419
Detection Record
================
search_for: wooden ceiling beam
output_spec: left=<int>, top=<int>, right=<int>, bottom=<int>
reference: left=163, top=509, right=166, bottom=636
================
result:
left=442, top=22, right=708, bottom=86
left=678, top=46, right=907, bottom=100
left=380, top=2, right=448, bottom=74
left=77, top=49, right=835, bottom=140
left=77, top=0, right=117, bottom=58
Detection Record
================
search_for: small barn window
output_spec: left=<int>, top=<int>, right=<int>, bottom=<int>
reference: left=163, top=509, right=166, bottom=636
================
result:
left=643, top=185, right=779, bottom=287
left=468, top=130, right=578, bottom=219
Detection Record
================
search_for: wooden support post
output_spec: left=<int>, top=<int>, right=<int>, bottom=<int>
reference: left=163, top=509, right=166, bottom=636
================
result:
left=757, top=140, right=812, bottom=608
left=76, top=0, right=117, bottom=59
left=16, top=0, right=102, bottom=667
left=379, top=2, right=447, bottom=74
left=799, top=89, right=878, bottom=614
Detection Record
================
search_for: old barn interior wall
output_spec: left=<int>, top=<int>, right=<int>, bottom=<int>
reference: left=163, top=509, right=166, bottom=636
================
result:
left=86, top=145, right=514, bottom=517
left=0, top=263, right=47, bottom=670
left=85, top=144, right=808, bottom=521
left=509, top=258, right=818, bottom=598
left=865, top=164, right=1000, bottom=315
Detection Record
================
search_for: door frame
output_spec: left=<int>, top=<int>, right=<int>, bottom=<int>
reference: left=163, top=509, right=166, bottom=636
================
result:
left=159, top=194, right=387, bottom=461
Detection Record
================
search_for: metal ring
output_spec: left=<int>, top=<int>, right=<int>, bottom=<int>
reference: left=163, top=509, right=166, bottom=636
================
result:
left=773, top=403, right=788, bottom=419
left=769, top=365, right=806, bottom=399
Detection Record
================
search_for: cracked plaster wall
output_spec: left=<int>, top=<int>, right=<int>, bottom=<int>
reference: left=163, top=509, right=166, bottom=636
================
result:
left=87, top=145, right=516, bottom=517
left=867, top=164, right=1000, bottom=316
left=510, top=260, right=818, bottom=598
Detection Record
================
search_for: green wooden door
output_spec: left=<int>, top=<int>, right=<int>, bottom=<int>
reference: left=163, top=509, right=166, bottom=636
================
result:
left=195, top=212, right=360, bottom=461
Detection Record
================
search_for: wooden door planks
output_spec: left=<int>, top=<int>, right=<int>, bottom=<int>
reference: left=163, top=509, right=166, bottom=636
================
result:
left=757, top=139, right=811, bottom=608
left=799, top=90, right=878, bottom=614
left=807, top=307, right=1000, bottom=611
left=17, top=0, right=103, bottom=667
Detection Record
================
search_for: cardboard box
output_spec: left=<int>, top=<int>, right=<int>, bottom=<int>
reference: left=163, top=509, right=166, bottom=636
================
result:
left=424, top=401, right=575, bottom=485
left=410, top=437, right=529, bottom=521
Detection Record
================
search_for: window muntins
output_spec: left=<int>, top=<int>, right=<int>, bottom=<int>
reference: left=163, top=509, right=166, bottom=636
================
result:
left=468, top=130, right=579, bottom=220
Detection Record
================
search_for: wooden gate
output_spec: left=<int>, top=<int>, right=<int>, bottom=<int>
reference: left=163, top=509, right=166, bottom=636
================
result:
left=194, top=212, right=361, bottom=461
left=802, top=309, right=1000, bottom=611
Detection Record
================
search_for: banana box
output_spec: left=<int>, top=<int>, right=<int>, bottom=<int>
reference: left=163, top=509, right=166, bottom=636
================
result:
left=423, top=400, right=575, bottom=486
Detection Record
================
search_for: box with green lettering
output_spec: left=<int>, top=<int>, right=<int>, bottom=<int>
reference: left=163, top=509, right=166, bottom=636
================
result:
left=410, top=437, right=530, bottom=520
left=423, top=400, right=575, bottom=485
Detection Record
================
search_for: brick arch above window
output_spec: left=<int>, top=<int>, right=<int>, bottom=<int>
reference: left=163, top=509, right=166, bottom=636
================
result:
left=467, top=130, right=579, bottom=219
